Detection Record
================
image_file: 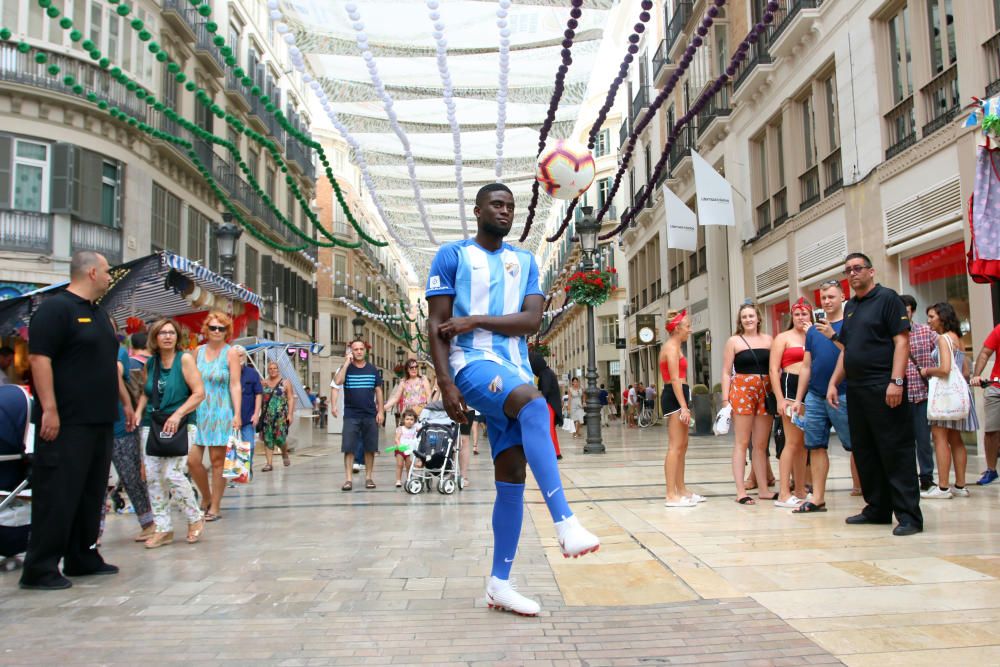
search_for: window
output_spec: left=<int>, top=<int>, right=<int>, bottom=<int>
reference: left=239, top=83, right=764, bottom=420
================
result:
left=229, top=22, right=242, bottom=69
left=90, top=3, right=102, bottom=56
left=100, top=161, right=119, bottom=228
left=594, top=129, right=610, bottom=157
left=923, top=0, right=959, bottom=133
left=888, top=6, right=913, bottom=104
left=28, top=1, right=43, bottom=39
left=801, top=94, right=817, bottom=170
left=688, top=224, right=706, bottom=278
left=228, top=126, right=240, bottom=155
left=599, top=316, right=618, bottom=346
left=334, top=253, right=347, bottom=296
left=824, top=75, right=840, bottom=150
left=187, top=207, right=208, bottom=262
left=597, top=177, right=611, bottom=211
left=331, top=315, right=346, bottom=345
left=107, top=11, right=119, bottom=62
left=12, top=140, right=48, bottom=212
left=644, top=145, right=652, bottom=186
left=151, top=183, right=181, bottom=252
left=244, top=245, right=259, bottom=293
left=927, top=0, right=956, bottom=76
left=248, top=148, right=259, bottom=182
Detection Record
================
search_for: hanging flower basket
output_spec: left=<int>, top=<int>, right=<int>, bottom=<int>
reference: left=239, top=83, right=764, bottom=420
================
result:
left=528, top=342, right=551, bottom=357
left=565, top=268, right=616, bottom=307
left=392, top=363, right=406, bottom=379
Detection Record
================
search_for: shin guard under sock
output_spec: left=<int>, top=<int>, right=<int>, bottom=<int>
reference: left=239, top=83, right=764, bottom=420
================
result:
left=491, top=481, right=524, bottom=580
left=518, top=397, right=573, bottom=522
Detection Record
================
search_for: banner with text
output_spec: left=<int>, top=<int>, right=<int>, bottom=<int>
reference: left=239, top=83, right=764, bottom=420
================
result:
left=692, top=150, right=735, bottom=227
left=663, top=185, right=698, bottom=251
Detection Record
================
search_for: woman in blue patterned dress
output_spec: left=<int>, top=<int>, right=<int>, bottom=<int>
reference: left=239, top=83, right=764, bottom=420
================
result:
left=188, top=311, right=241, bottom=521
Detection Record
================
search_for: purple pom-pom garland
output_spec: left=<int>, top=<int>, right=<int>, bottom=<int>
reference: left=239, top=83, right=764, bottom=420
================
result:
left=600, top=2, right=780, bottom=240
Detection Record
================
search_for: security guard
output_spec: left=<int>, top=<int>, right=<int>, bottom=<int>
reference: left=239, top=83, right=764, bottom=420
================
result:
left=818, top=252, right=923, bottom=536
left=20, top=251, right=133, bottom=590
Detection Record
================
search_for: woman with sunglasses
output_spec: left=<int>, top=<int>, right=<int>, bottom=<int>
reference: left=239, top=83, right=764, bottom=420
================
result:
left=384, top=359, right=432, bottom=420
left=188, top=312, right=241, bottom=522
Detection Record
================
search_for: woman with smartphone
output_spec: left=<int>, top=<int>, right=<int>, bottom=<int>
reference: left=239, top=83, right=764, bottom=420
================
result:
left=769, top=298, right=813, bottom=509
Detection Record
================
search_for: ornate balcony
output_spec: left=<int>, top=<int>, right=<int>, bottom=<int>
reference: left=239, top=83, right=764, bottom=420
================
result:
left=799, top=165, right=820, bottom=212
left=630, top=86, right=651, bottom=127
left=652, top=39, right=675, bottom=88
left=732, top=31, right=776, bottom=102
left=71, top=220, right=122, bottom=264
left=921, top=64, right=960, bottom=137
left=224, top=69, right=252, bottom=113
left=695, top=81, right=731, bottom=146
left=161, top=0, right=198, bottom=43
left=666, top=1, right=694, bottom=59
left=0, top=210, right=52, bottom=254
left=193, top=20, right=226, bottom=79
left=768, top=0, right=825, bottom=59
left=884, top=96, right=916, bottom=160
left=668, top=125, right=696, bottom=176
left=822, top=147, right=843, bottom=197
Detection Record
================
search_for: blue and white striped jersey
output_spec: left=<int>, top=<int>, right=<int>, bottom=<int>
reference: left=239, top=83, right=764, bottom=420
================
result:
left=425, top=239, right=544, bottom=383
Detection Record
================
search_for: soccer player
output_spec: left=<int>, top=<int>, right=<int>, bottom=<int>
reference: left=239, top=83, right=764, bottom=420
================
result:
left=426, top=183, right=600, bottom=616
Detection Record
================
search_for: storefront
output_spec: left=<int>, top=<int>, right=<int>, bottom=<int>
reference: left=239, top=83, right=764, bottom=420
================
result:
left=898, top=241, right=971, bottom=346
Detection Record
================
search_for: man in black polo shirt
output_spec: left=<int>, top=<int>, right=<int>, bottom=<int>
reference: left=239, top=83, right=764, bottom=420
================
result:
left=20, top=251, right=133, bottom=590
left=820, top=252, right=923, bottom=536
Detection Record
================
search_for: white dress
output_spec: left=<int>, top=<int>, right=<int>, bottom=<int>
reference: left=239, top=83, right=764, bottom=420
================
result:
left=569, top=387, right=585, bottom=423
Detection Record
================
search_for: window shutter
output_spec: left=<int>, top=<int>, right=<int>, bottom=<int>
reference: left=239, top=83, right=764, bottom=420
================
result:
left=261, top=254, right=273, bottom=297
left=78, top=149, right=104, bottom=224
left=50, top=143, right=76, bottom=214
left=0, top=135, right=11, bottom=209
left=208, top=223, right=219, bottom=272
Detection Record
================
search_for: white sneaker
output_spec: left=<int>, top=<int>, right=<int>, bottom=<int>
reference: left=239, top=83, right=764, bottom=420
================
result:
left=554, top=515, right=600, bottom=558
left=949, top=486, right=970, bottom=498
left=486, top=577, right=540, bottom=616
left=774, top=496, right=803, bottom=508
left=921, top=486, right=953, bottom=499
left=352, top=463, right=361, bottom=473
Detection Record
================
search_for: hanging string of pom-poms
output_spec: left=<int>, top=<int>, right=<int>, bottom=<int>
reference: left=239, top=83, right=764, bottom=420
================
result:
left=595, top=0, right=727, bottom=228
left=547, top=0, right=654, bottom=243
left=602, top=0, right=781, bottom=239
left=518, top=0, right=585, bottom=243
left=494, top=0, right=512, bottom=180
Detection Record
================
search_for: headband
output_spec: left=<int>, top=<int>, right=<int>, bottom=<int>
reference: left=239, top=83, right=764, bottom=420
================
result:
left=665, top=310, right=687, bottom=333
left=791, top=297, right=811, bottom=313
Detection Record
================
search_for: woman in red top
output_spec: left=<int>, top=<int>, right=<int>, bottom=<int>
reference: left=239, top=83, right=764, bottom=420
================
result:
left=661, top=310, right=701, bottom=507
left=769, top=298, right=813, bottom=509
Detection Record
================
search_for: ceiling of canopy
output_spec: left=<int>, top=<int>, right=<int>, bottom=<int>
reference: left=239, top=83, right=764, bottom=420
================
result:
left=279, top=0, right=617, bottom=279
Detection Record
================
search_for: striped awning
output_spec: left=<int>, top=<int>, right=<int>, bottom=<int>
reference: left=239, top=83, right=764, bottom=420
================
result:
left=162, top=253, right=262, bottom=308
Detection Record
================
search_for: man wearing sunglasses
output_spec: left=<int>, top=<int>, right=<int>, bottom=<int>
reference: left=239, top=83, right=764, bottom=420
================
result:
left=818, top=253, right=923, bottom=536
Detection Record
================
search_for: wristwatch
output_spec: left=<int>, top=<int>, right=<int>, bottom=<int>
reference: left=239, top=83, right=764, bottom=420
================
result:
left=829, top=332, right=839, bottom=343
left=892, top=377, right=905, bottom=386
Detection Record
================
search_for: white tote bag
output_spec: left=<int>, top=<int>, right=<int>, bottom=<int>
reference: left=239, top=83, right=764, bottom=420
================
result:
left=927, top=336, right=971, bottom=421
left=712, top=405, right=732, bottom=435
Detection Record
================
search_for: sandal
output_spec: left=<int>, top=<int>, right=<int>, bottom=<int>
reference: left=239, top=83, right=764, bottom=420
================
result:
left=341, top=480, right=353, bottom=491
left=736, top=496, right=756, bottom=505
left=186, top=519, right=205, bottom=543
left=792, top=501, right=827, bottom=514
left=261, top=464, right=273, bottom=472
left=395, top=481, right=402, bottom=488
left=282, top=455, right=290, bottom=467
left=757, top=493, right=778, bottom=501
left=204, top=512, right=221, bottom=522
left=365, top=479, right=376, bottom=489
left=473, top=448, right=479, bottom=455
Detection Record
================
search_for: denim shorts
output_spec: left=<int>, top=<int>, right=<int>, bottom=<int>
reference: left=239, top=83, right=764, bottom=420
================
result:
left=239, top=423, right=256, bottom=444
left=803, top=390, right=851, bottom=451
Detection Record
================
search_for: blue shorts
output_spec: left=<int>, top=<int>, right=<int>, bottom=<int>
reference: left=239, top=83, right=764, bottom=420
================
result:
left=455, top=360, right=534, bottom=460
left=239, top=424, right=256, bottom=444
left=804, top=391, right=852, bottom=451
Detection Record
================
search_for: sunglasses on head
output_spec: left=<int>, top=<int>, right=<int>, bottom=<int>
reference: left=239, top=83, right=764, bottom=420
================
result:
left=820, top=279, right=841, bottom=287
left=207, top=325, right=227, bottom=332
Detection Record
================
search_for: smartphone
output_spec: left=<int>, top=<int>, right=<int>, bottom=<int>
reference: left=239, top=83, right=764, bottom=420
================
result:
left=812, top=308, right=826, bottom=322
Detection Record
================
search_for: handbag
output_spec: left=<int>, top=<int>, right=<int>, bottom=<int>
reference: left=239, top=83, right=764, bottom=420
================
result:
left=713, top=405, right=732, bottom=436
left=740, top=336, right=777, bottom=415
left=927, top=336, right=971, bottom=421
left=223, top=429, right=251, bottom=483
left=145, top=357, right=190, bottom=457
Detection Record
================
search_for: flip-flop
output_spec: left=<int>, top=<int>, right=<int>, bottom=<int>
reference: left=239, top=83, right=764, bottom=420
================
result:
left=365, top=479, right=376, bottom=489
left=204, top=513, right=221, bottom=522
left=736, top=496, right=756, bottom=505
left=793, top=501, right=827, bottom=513
left=261, top=464, right=273, bottom=472
left=341, top=481, right=353, bottom=491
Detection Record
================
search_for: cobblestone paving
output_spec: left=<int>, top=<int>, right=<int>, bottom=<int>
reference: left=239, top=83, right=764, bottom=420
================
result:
left=0, top=424, right=853, bottom=665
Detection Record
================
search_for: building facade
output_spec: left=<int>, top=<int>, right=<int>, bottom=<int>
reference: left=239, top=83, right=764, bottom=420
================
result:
left=622, top=0, right=998, bottom=410
left=0, top=0, right=319, bottom=379
left=312, top=131, right=415, bottom=401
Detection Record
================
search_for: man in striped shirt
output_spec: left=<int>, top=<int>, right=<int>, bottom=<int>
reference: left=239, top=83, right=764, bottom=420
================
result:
left=426, top=183, right=600, bottom=616
left=333, top=340, right=384, bottom=491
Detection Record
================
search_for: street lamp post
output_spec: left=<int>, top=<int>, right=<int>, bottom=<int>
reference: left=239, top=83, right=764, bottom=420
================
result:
left=396, top=346, right=406, bottom=366
left=574, top=206, right=605, bottom=454
left=352, top=315, right=365, bottom=341
left=214, top=212, right=243, bottom=281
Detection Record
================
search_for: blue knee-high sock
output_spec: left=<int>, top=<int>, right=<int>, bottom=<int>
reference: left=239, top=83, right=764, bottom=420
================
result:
left=491, top=481, right=524, bottom=580
left=518, top=397, right=573, bottom=523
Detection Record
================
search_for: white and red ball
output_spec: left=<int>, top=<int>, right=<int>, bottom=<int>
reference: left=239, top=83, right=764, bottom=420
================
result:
left=536, top=140, right=596, bottom=200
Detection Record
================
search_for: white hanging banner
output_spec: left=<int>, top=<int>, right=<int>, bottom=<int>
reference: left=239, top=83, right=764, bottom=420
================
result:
left=663, top=185, right=698, bottom=251
left=692, top=150, right=736, bottom=227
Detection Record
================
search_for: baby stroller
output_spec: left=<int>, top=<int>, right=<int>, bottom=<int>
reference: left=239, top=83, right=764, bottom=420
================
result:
left=0, top=385, right=32, bottom=571
left=404, top=400, right=462, bottom=495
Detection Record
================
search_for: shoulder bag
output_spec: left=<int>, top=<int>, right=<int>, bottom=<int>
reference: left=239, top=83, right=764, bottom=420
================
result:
left=927, top=336, right=971, bottom=421
left=146, top=356, right=191, bottom=457
left=741, top=336, right=777, bottom=416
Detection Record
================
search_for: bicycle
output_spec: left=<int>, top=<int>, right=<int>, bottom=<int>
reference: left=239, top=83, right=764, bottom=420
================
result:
left=637, top=399, right=659, bottom=428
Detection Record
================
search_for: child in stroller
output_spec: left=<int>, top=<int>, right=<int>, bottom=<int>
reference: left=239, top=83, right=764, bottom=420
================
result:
left=404, top=400, right=463, bottom=495
left=0, top=384, right=32, bottom=571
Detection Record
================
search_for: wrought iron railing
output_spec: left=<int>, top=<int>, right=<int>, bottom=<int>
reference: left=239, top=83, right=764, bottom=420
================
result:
left=162, top=0, right=199, bottom=35
left=0, top=210, right=52, bottom=253
left=769, top=0, right=823, bottom=45
left=193, top=20, right=225, bottom=72
left=732, top=30, right=775, bottom=91
left=652, top=39, right=671, bottom=82
left=921, top=63, right=960, bottom=137
left=696, top=81, right=731, bottom=136
left=885, top=96, right=916, bottom=160
left=799, top=164, right=820, bottom=211
left=772, top=187, right=788, bottom=226
left=630, top=86, right=650, bottom=126
left=755, top=201, right=771, bottom=236
left=71, top=220, right=122, bottom=263
left=823, top=147, right=842, bottom=197
left=0, top=43, right=148, bottom=122
left=666, top=1, right=693, bottom=54
left=669, top=125, right=696, bottom=173
left=619, top=118, right=630, bottom=149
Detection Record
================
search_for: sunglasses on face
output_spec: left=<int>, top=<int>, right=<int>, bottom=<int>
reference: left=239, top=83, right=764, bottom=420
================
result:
left=843, top=264, right=870, bottom=275
left=207, top=325, right=227, bottom=332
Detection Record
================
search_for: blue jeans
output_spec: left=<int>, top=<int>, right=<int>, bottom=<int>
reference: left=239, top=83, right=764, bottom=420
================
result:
left=911, top=399, right=934, bottom=482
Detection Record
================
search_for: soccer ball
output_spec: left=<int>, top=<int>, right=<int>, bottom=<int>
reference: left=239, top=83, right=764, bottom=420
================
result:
left=536, top=140, right=597, bottom=200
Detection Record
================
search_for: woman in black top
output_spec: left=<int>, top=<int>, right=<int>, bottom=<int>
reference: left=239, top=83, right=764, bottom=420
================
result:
left=720, top=303, right=776, bottom=504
